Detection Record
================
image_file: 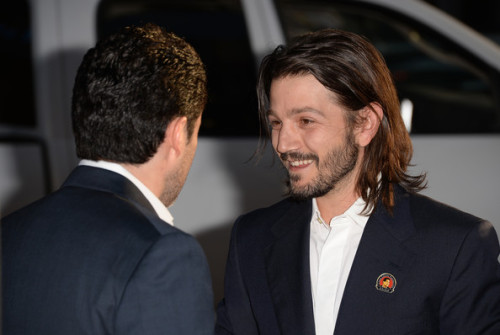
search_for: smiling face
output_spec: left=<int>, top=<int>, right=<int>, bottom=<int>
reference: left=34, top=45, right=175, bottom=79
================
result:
left=268, top=74, right=360, bottom=200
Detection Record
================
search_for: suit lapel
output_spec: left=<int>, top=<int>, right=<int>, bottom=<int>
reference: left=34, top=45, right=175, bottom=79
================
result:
left=334, top=187, right=417, bottom=334
left=265, top=200, right=316, bottom=335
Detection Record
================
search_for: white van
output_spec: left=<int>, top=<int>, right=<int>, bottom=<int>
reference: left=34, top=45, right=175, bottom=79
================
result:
left=2, top=0, right=500, bottom=300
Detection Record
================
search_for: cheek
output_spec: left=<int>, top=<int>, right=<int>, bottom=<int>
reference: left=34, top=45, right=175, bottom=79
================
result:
left=303, top=132, right=326, bottom=152
left=270, top=131, right=280, bottom=149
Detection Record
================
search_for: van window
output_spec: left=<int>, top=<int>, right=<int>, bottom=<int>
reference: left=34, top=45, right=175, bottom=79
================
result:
left=97, top=0, right=259, bottom=136
left=274, top=0, right=500, bottom=134
left=0, top=1, right=36, bottom=128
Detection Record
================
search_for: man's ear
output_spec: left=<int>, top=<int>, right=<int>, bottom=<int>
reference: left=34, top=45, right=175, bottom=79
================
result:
left=355, top=102, right=383, bottom=147
left=164, top=116, right=188, bottom=156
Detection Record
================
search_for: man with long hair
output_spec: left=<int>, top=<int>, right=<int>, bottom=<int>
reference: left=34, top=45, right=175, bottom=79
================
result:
left=2, top=23, right=214, bottom=334
left=216, top=29, right=500, bottom=335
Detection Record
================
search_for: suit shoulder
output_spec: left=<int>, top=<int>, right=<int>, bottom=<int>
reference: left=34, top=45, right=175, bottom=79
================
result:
left=236, top=198, right=303, bottom=226
left=409, top=192, right=484, bottom=224
left=229, top=198, right=310, bottom=247
left=407, top=191, right=493, bottom=240
left=2, top=186, right=162, bottom=246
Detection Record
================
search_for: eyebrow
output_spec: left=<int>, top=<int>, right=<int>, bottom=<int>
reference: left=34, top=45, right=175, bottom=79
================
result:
left=267, top=107, right=326, bottom=117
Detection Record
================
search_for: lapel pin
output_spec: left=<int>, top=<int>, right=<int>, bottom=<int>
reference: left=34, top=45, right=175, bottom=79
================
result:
left=375, top=273, right=397, bottom=293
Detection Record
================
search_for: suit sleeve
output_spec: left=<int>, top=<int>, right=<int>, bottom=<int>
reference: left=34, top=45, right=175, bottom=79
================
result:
left=115, top=232, right=215, bottom=335
left=439, top=220, right=500, bottom=334
left=215, top=218, right=259, bottom=335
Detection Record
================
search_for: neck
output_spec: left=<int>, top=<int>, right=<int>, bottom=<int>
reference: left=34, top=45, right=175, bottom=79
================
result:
left=121, top=159, right=163, bottom=198
left=315, top=167, right=360, bottom=224
left=316, top=191, right=359, bottom=225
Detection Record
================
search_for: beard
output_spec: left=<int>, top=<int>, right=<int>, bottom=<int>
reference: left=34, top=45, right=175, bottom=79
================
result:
left=159, top=154, right=192, bottom=207
left=159, top=168, right=184, bottom=207
left=159, top=137, right=197, bottom=208
left=281, top=129, right=359, bottom=201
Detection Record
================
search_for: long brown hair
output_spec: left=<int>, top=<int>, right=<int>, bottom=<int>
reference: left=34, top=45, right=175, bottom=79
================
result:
left=257, top=29, right=426, bottom=213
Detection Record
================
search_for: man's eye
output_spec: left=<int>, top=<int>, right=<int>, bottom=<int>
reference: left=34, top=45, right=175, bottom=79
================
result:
left=269, top=120, right=282, bottom=129
left=300, top=118, right=313, bottom=126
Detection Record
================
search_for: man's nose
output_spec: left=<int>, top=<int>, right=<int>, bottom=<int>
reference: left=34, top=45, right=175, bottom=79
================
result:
left=274, top=123, right=299, bottom=155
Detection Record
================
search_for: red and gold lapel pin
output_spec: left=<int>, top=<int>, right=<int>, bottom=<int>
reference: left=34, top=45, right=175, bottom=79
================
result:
left=375, top=273, right=397, bottom=293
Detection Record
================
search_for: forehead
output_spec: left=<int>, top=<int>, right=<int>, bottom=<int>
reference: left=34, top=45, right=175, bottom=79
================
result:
left=269, top=74, right=343, bottom=116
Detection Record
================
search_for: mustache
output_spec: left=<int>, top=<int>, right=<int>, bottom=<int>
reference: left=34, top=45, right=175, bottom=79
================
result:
left=279, top=151, right=319, bottom=163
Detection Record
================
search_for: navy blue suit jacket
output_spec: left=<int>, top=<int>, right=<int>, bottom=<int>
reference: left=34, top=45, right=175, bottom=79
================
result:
left=216, top=186, right=500, bottom=334
left=2, top=166, right=214, bottom=334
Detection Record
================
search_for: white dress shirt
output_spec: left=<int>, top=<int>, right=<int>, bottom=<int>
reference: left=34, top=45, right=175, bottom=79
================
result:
left=309, top=197, right=370, bottom=335
left=79, top=160, right=174, bottom=226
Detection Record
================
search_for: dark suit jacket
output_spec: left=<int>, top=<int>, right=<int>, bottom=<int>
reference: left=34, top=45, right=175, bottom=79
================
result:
left=2, top=166, right=214, bottom=335
left=216, top=186, right=500, bottom=335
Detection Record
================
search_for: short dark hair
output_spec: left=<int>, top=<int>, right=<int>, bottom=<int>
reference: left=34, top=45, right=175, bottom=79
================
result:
left=257, top=29, right=425, bottom=213
left=72, top=23, right=207, bottom=163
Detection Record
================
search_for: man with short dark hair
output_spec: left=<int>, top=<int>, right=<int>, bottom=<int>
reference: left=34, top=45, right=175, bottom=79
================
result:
left=216, top=29, right=500, bottom=335
left=2, top=23, right=214, bottom=335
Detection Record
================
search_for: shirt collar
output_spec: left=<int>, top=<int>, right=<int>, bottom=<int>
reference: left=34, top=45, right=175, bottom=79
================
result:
left=312, top=197, right=370, bottom=228
left=79, top=160, right=174, bottom=226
